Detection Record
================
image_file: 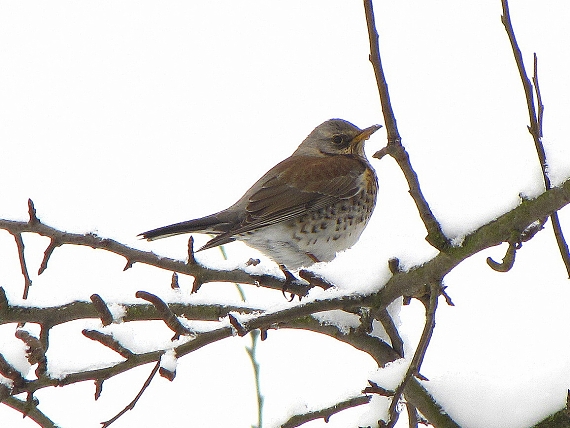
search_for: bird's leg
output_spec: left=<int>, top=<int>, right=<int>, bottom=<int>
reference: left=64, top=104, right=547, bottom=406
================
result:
left=279, top=264, right=297, bottom=302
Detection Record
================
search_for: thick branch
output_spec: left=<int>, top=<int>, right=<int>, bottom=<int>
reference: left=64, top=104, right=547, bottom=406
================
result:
left=0, top=297, right=261, bottom=327
left=3, top=396, right=58, bottom=428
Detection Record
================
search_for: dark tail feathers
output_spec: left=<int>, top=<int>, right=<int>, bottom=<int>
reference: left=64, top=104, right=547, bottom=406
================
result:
left=139, top=214, right=225, bottom=241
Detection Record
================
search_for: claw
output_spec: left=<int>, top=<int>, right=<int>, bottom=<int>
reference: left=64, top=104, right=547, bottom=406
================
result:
left=279, top=265, right=296, bottom=301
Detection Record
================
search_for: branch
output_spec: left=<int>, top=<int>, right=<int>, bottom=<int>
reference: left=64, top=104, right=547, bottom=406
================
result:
left=0, top=213, right=311, bottom=297
left=363, top=0, right=450, bottom=251
left=82, top=329, right=134, bottom=359
left=0, top=293, right=261, bottom=327
left=90, top=294, right=114, bottom=326
left=386, top=281, right=439, bottom=427
left=367, top=178, right=570, bottom=309
left=12, top=233, right=32, bottom=299
left=501, top=0, right=570, bottom=276
left=3, top=396, right=58, bottom=428
left=101, top=361, right=160, bottom=427
left=282, top=316, right=456, bottom=426
left=1, top=180, right=569, bottom=426
left=280, top=395, right=371, bottom=428
left=135, top=291, right=194, bottom=339
left=501, top=1, right=546, bottom=183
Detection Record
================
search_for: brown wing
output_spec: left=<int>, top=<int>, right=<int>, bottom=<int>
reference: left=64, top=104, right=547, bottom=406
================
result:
left=200, top=155, right=369, bottom=250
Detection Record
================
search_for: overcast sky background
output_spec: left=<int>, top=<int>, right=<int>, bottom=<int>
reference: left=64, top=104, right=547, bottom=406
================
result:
left=1, top=1, right=570, bottom=427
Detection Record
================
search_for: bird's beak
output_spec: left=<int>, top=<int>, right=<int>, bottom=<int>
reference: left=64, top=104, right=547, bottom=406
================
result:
left=352, top=124, right=382, bottom=144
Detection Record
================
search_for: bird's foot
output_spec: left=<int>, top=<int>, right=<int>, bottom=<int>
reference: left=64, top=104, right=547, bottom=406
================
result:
left=279, top=265, right=298, bottom=302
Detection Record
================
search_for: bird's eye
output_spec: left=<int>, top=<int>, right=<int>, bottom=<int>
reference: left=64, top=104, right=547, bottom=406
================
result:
left=331, top=134, right=349, bottom=148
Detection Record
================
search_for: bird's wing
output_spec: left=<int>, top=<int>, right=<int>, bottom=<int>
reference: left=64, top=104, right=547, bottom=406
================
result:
left=200, top=155, right=370, bottom=250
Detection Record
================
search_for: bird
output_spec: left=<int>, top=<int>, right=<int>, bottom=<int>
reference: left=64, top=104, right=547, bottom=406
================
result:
left=139, top=119, right=381, bottom=271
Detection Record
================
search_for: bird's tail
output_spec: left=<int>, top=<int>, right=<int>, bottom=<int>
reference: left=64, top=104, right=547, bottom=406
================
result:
left=139, top=214, right=226, bottom=241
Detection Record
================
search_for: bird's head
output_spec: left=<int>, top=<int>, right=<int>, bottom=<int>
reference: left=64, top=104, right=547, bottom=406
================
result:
left=294, top=119, right=382, bottom=158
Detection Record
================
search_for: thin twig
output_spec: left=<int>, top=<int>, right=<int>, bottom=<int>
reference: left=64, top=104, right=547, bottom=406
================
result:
left=363, top=0, right=450, bottom=251
left=551, top=213, right=570, bottom=277
left=82, top=329, right=134, bottom=359
left=38, top=239, right=60, bottom=275
left=135, top=291, right=194, bottom=339
left=280, top=395, right=371, bottom=428
left=386, top=281, right=439, bottom=427
left=12, top=233, right=32, bottom=298
left=228, top=313, right=248, bottom=336
left=362, top=0, right=399, bottom=142
left=375, top=308, right=404, bottom=357
left=245, top=330, right=263, bottom=428
left=218, top=244, right=263, bottom=428
left=501, top=1, right=547, bottom=184
left=27, top=198, right=39, bottom=224
left=534, top=54, right=570, bottom=275
left=170, top=272, right=179, bottom=289
left=101, top=361, right=160, bottom=427
left=501, top=0, right=570, bottom=276
left=486, top=232, right=520, bottom=272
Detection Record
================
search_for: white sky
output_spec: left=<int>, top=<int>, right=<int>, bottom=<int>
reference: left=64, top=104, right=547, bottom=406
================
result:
left=0, top=1, right=569, bottom=427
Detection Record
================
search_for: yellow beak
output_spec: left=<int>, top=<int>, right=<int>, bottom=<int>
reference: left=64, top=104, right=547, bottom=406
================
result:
left=352, top=124, right=382, bottom=143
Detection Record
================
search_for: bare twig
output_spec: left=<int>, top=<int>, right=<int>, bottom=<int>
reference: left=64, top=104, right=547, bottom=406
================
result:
left=363, top=0, right=450, bottom=251
left=90, top=294, right=114, bottom=326
left=280, top=395, right=371, bottom=428
left=363, top=380, right=394, bottom=396
left=385, top=281, right=439, bottom=427
left=362, top=0, right=398, bottom=142
left=170, top=272, right=179, bottom=289
left=374, top=308, right=405, bottom=357
left=245, top=330, right=263, bottom=428
left=218, top=244, right=263, bottom=428
left=37, top=239, right=60, bottom=275
left=501, top=0, right=570, bottom=276
left=27, top=199, right=39, bottom=225
left=501, top=1, right=546, bottom=183
left=101, top=361, right=160, bottom=427
left=551, top=213, right=570, bottom=277
left=228, top=313, right=248, bottom=337
left=487, top=235, right=520, bottom=272
left=534, top=54, right=570, bottom=275
left=135, top=291, right=194, bottom=339
left=187, top=235, right=196, bottom=265
left=82, top=329, right=134, bottom=359
left=12, top=233, right=32, bottom=299
left=15, top=330, right=47, bottom=376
